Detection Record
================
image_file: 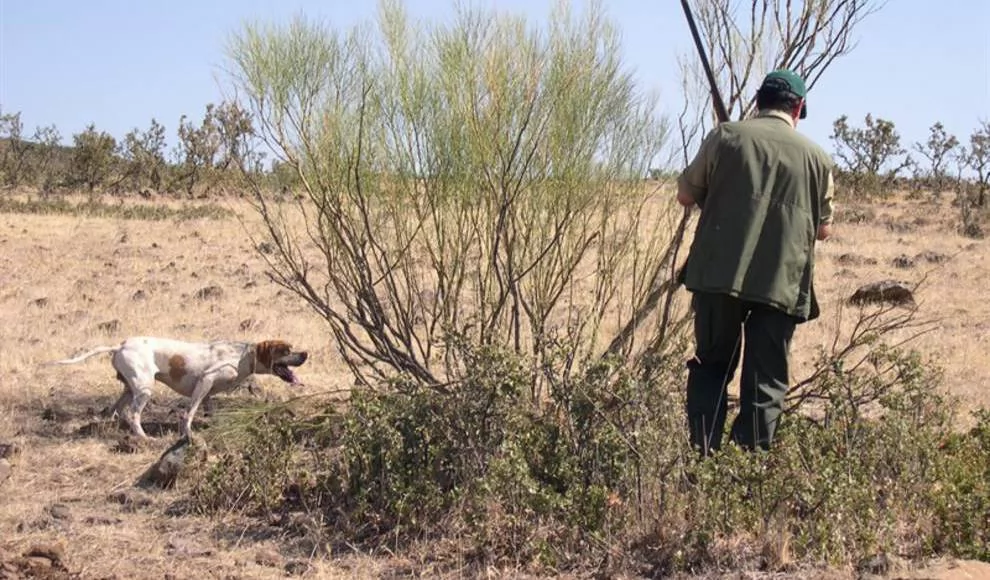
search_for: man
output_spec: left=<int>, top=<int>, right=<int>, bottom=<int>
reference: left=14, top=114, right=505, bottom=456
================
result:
left=675, top=69, right=835, bottom=456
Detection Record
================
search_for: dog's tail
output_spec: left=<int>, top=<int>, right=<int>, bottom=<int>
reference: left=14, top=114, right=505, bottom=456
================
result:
left=44, top=345, right=119, bottom=366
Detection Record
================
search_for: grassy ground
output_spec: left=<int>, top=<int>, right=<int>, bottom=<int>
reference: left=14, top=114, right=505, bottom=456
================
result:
left=0, top=188, right=988, bottom=579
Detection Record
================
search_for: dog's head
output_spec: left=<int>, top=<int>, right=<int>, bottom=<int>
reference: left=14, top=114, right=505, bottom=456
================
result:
left=254, top=340, right=308, bottom=384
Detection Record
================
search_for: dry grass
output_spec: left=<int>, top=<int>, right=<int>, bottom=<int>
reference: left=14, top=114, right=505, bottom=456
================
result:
left=0, top=187, right=987, bottom=578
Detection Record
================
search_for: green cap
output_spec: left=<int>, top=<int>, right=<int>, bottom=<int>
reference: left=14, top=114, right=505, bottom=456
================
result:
left=759, top=69, right=808, bottom=119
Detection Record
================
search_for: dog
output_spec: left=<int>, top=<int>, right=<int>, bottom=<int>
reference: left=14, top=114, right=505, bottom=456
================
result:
left=47, top=337, right=308, bottom=439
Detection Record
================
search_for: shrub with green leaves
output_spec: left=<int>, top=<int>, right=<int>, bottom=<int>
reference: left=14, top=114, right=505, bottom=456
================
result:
left=191, top=314, right=989, bottom=575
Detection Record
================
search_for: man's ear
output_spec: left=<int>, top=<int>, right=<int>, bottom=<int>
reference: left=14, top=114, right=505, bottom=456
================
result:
left=793, top=98, right=806, bottom=122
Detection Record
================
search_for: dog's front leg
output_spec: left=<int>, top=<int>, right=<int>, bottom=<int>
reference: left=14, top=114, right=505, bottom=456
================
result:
left=183, top=366, right=235, bottom=437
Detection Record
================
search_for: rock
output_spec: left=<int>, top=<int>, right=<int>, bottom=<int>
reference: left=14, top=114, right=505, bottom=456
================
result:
left=131, top=289, right=148, bottom=301
left=135, top=434, right=208, bottom=490
left=0, top=459, right=11, bottom=487
left=31, top=297, right=49, bottom=308
left=848, top=280, right=916, bottom=308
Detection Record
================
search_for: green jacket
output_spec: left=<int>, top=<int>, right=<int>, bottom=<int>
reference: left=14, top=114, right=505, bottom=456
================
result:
left=677, top=110, right=835, bottom=322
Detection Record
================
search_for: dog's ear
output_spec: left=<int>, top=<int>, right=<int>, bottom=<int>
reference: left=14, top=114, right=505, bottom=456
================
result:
left=255, top=341, right=274, bottom=369
left=256, top=340, right=292, bottom=368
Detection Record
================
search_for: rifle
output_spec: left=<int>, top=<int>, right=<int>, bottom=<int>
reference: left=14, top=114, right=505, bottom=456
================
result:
left=672, top=0, right=731, bottom=285
left=680, top=0, right=730, bottom=125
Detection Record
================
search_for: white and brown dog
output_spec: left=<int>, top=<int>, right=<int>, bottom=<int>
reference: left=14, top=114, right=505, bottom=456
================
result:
left=47, top=337, right=308, bottom=439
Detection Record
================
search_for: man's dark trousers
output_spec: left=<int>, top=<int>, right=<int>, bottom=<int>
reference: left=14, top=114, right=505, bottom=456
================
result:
left=686, top=291, right=798, bottom=455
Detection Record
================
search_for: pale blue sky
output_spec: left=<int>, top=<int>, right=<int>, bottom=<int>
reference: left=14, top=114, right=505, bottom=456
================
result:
left=1, top=0, right=988, bottom=166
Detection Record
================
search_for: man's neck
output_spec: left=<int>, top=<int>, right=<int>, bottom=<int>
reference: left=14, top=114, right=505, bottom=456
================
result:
left=756, top=109, right=796, bottom=128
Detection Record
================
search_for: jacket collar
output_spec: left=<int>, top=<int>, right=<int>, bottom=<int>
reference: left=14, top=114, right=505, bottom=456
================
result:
left=756, top=109, right=797, bottom=128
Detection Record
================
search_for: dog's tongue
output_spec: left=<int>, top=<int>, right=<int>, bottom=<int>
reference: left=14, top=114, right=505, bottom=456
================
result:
left=274, top=364, right=300, bottom=385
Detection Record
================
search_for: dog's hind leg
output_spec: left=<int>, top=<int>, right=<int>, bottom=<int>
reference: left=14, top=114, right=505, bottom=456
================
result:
left=102, top=372, right=132, bottom=420
left=128, top=389, right=152, bottom=438
left=113, top=370, right=153, bottom=439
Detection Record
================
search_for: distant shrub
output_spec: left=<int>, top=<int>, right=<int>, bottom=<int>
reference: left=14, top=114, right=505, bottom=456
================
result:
left=0, top=196, right=231, bottom=221
left=830, top=113, right=913, bottom=198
